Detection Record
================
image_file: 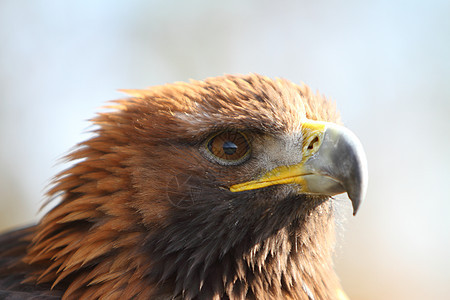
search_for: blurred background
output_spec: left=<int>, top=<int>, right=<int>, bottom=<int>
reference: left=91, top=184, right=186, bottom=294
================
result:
left=0, top=1, right=449, bottom=299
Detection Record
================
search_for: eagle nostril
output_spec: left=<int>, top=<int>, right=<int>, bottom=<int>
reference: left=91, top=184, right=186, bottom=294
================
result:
left=307, top=136, right=319, bottom=150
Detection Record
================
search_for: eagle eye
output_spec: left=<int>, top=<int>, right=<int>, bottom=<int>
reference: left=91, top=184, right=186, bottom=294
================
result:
left=205, top=131, right=251, bottom=165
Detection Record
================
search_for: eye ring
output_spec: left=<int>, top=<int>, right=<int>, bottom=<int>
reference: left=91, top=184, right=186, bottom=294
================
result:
left=203, top=130, right=251, bottom=166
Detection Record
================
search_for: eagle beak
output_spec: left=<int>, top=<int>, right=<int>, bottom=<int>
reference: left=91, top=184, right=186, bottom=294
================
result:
left=230, top=121, right=368, bottom=215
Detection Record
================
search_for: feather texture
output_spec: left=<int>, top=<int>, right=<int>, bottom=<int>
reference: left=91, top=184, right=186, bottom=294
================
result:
left=0, top=74, right=349, bottom=299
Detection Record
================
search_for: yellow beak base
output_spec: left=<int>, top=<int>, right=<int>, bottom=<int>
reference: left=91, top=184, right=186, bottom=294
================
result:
left=229, top=121, right=368, bottom=215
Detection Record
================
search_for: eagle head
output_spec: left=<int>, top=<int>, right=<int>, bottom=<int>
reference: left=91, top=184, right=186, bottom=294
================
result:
left=24, top=74, right=367, bottom=299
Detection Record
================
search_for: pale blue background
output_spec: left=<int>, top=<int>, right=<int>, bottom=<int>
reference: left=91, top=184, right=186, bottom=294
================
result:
left=1, top=1, right=449, bottom=299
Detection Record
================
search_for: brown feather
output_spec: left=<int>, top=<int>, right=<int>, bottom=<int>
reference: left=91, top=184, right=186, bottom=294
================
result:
left=0, top=74, right=346, bottom=299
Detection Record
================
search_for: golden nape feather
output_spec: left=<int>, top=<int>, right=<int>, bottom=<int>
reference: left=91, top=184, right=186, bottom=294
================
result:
left=0, top=74, right=367, bottom=299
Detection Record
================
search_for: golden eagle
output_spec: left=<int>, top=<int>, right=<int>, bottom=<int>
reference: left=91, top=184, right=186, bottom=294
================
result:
left=0, top=74, right=367, bottom=299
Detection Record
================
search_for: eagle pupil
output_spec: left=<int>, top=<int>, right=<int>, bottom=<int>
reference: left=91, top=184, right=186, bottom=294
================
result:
left=223, top=141, right=237, bottom=155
